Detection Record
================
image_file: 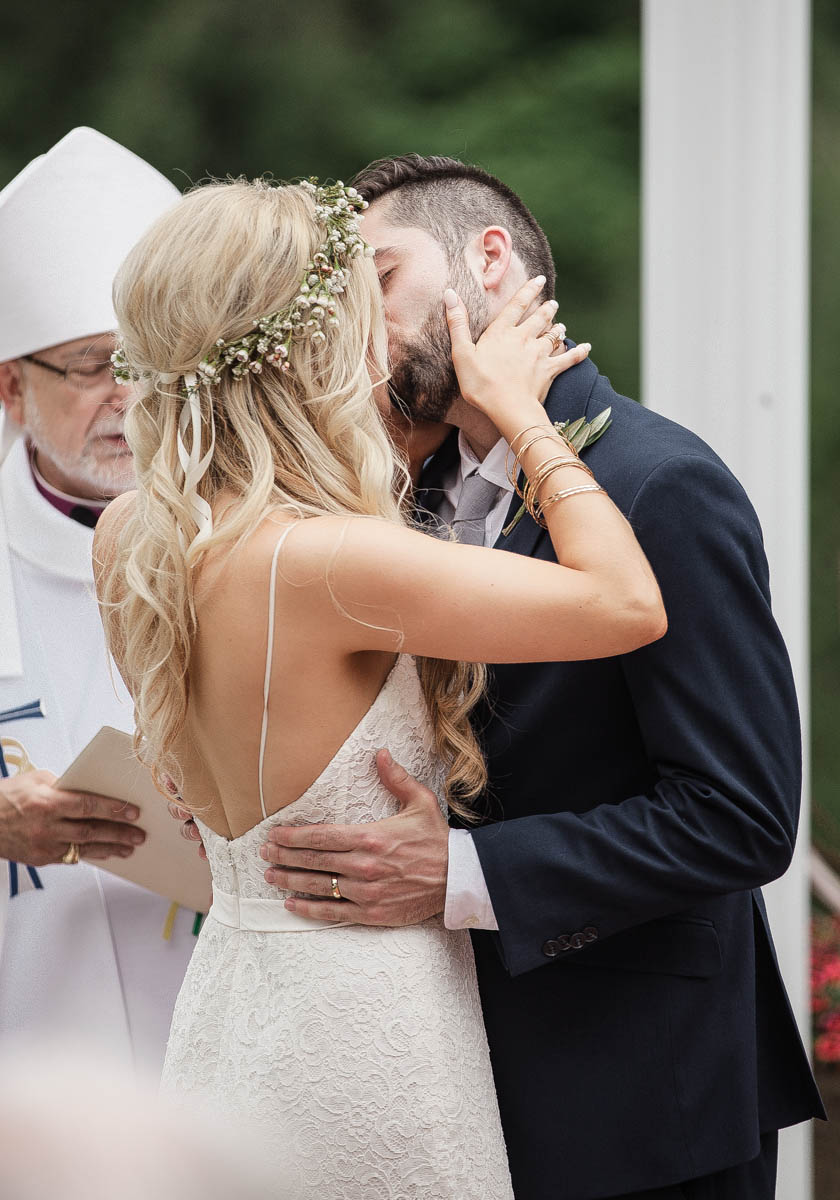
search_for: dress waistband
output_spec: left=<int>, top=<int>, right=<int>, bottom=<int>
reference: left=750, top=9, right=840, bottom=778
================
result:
left=208, top=888, right=356, bottom=933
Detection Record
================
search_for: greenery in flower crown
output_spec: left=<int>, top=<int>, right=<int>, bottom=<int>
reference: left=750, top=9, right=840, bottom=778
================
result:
left=111, top=178, right=373, bottom=388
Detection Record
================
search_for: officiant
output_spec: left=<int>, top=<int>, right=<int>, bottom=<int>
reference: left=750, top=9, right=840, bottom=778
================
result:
left=0, top=127, right=196, bottom=1075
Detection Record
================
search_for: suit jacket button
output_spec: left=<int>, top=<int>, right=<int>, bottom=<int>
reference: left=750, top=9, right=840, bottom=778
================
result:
left=570, top=932, right=586, bottom=950
left=542, top=939, right=562, bottom=958
left=583, top=926, right=599, bottom=942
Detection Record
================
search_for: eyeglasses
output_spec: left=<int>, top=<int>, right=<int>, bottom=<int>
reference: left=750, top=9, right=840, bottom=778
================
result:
left=22, top=353, right=121, bottom=393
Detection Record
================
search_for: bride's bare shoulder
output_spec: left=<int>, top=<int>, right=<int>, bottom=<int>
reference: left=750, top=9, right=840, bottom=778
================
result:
left=92, top=490, right=138, bottom=585
left=233, top=512, right=412, bottom=584
left=198, top=514, right=435, bottom=639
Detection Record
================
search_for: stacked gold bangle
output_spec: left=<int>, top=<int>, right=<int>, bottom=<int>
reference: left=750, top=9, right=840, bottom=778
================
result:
left=507, top=425, right=604, bottom=529
left=534, top=483, right=603, bottom=524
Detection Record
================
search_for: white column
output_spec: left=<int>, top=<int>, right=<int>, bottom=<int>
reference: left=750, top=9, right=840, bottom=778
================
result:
left=642, top=2, right=813, bottom=1195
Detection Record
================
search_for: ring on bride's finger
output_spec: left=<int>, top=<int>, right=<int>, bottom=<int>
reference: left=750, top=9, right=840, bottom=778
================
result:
left=547, top=330, right=565, bottom=353
left=330, top=875, right=342, bottom=900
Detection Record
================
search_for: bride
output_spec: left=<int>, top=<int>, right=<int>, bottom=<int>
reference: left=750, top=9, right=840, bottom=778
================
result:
left=94, top=178, right=665, bottom=1199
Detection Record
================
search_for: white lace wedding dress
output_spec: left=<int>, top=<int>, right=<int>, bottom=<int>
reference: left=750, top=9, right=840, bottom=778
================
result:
left=161, top=534, right=514, bottom=1199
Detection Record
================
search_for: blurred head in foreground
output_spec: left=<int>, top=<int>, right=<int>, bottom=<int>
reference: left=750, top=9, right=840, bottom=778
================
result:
left=0, top=1050, right=283, bottom=1200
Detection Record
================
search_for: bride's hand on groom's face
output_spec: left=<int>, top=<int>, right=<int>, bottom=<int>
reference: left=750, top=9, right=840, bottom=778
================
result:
left=259, top=750, right=449, bottom=926
left=445, top=274, right=590, bottom=434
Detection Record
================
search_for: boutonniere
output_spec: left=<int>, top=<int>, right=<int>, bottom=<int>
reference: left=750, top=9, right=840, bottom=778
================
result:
left=501, top=408, right=612, bottom=538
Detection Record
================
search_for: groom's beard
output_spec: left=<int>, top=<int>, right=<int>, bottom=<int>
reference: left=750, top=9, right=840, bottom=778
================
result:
left=388, top=269, right=488, bottom=423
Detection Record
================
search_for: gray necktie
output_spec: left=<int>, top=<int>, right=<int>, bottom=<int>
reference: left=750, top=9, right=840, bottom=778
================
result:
left=450, top=471, right=503, bottom=546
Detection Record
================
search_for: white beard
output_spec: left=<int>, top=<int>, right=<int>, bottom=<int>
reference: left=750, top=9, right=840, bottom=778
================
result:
left=21, top=391, right=136, bottom=498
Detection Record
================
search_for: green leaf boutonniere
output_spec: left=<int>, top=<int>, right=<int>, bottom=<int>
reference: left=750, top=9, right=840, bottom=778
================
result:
left=501, top=407, right=612, bottom=538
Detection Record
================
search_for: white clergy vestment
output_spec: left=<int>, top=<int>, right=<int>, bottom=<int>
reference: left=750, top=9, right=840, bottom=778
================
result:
left=0, top=439, right=195, bottom=1076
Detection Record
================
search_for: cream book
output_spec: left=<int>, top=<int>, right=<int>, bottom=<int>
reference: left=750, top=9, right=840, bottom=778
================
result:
left=58, top=726, right=213, bottom=913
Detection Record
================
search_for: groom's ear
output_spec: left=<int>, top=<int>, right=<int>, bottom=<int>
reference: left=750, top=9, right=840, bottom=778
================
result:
left=464, top=226, right=514, bottom=297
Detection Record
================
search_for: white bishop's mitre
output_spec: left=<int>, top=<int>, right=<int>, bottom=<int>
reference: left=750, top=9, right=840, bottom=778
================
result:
left=0, top=127, right=180, bottom=462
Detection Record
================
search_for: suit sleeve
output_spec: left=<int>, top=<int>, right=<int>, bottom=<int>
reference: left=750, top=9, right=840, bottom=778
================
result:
left=471, top=453, right=802, bottom=977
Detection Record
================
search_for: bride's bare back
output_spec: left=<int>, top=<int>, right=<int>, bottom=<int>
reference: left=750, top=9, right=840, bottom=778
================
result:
left=171, top=516, right=397, bottom=840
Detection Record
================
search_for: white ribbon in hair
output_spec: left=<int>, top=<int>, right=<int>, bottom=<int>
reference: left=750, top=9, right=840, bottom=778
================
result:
left=176, top=372, right=215, bottom=556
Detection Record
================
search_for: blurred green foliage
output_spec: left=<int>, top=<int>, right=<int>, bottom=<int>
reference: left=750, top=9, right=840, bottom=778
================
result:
left=0, top=0, right=641, bottom=391
left=1, top=1, right=837, bottom=851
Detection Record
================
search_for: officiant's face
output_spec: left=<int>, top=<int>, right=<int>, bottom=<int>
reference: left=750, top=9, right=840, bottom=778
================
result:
left=362, top=200, right=488, bottom=422
left=0, top=332, right=136, bottom=500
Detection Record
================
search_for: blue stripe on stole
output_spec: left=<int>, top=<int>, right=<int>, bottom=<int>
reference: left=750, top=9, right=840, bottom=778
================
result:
left=2, top=706, right=45, bottom=893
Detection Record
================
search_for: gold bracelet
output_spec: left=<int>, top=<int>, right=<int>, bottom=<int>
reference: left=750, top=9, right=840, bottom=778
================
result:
left=520, top=455, right=574, bottom=502
left=525, top=453, right=583, bottom=506
left=522, top=456, right=594, bottom=509
left=526, top=468, right=585, bottom=523
left=535, top=484, right=605, bottom=526
left=505, top=434, right=560, bottom=491
left=507, top=436, right=587, bottom=494
left=534, top=456, right=593, bottom=487
left=509, top=424, right=554, bottom=458
left=513, top=432, right=559, bottom=459
left=522, top=458, right=565, bottom=508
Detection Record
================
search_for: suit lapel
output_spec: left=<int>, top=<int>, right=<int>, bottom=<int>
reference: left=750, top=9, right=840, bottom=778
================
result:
left=494, top=353, right=600, bottom=556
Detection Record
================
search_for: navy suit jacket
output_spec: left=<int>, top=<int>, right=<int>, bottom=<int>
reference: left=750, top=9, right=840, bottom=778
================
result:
left=419, top=358, right=824, bottom=1199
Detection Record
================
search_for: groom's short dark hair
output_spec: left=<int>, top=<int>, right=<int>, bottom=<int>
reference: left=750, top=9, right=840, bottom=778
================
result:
left=351, top=154, right=556, bottom=298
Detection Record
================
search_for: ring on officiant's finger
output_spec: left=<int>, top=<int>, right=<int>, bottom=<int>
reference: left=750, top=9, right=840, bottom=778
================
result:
left=330, top=875, right=342, bottom=900
left=61, top=842, right=80, bottom=865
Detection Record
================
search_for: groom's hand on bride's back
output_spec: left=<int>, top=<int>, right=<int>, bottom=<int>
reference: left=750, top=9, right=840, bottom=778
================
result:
left=260, top=749, right=449, bottom=926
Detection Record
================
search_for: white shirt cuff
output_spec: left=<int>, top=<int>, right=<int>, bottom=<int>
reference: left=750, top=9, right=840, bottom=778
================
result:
left=444, top=828, right=499, bottom=931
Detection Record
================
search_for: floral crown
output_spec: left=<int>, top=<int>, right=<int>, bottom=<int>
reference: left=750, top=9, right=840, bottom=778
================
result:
left=110, top=178, right=373, bottom=561
left=111, top=178, right=373, bottom=388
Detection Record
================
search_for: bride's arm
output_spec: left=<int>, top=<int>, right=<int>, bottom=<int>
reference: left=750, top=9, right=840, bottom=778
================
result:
left=279, top=277, right=666, bottom=665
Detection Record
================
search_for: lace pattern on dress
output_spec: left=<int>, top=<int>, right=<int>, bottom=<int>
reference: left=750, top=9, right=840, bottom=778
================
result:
left=161, top=537, right=513, bottom=1199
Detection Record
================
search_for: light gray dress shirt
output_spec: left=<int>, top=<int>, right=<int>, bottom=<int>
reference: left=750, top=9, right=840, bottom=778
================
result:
left=440, top=432, right=515, bottom=932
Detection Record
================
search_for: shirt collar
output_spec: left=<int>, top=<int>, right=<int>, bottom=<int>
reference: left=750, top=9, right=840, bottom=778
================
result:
left=457, top=430, right=513, bottom=494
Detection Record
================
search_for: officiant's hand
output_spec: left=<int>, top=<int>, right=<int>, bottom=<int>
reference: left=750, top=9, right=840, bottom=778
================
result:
left=260, top=750, right=448, bottom=925
left=0, top=769, right=146, bottom=865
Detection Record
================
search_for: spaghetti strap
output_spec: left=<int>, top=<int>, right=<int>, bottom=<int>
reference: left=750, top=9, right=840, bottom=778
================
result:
left=258, top=523, right=298, bottom=821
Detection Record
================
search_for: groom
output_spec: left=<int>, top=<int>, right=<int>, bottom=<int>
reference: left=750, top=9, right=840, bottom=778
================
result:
left=258, top=156, right=824, bottom=1198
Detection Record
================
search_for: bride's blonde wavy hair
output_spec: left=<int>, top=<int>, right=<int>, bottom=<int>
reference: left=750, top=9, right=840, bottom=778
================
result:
left=98, top=178, right=487, bottom=820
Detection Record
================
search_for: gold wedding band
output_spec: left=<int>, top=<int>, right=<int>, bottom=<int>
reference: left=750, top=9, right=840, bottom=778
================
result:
left=330, top=875, right=342, bottom=900
left=61, top=842, right=81, bottom=865
left=547, top=330, right=565, bottom=353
